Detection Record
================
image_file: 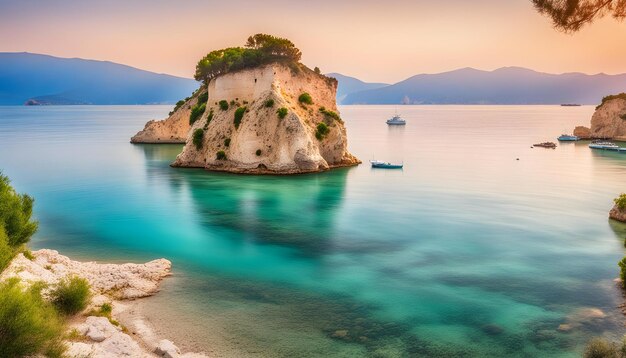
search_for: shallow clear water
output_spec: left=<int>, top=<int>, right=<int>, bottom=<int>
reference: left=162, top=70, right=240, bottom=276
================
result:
left=1, top=105, right=625, bottom=357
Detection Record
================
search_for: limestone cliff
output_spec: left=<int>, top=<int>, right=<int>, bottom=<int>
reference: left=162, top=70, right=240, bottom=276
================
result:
left=169, top=63, right=360, bottom=174
left=610, top=204, right=626, bottom=223
left=573, top=97, right=626, bottom=140
left=130, top=94, right=198, bottom=143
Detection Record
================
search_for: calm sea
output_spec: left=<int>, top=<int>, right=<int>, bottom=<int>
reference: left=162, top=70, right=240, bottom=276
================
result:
left=1, top=105, right=625, bottom=357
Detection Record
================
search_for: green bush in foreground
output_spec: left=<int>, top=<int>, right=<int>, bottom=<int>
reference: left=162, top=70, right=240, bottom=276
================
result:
left=216, top=151, right=227, bottom=160
left=0, top=172, right=38, bottom=247
left=298, top=92, right=313, bottom=105
left=277, top=107, right=288, bottom=119
left=264, top=99, right=275, bottom=108
left=50, top=276, right=91, bottom=316
left=0, top=278, right=66, bottom=357
left=315, top=122, right=330, bottom=140
left=615, top=194, right=626, bottom=209
left=234, top=107, right=247, bottom=129
left=219, top=100, right=229, bottom=111
left=189, top=103, right=206, bottom=125
left=192, top=129, right=204, bottom=150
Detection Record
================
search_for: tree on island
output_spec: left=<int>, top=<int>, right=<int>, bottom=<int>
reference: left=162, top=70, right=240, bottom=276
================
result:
left=532, top=0, right=626, bottom=32
left=194, top=34, right=302, bottom=84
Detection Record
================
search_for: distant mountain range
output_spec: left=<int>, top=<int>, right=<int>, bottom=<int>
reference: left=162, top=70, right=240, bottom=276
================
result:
left=325, top=73, right=388, bottom=104
left=2, top=52, right=625, bottom=106
left=339, top=67, right=626, bottom=105
left=0, top=52, right=198, bottom=105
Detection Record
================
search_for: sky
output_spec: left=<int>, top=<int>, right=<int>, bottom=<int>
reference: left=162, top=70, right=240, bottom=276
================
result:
left=1, top=0, right=626, bottom=83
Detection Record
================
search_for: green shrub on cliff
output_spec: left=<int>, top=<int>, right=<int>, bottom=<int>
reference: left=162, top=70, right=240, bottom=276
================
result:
left=0, top=226, right=13, bottom=272
left=298, top=93, right=313, bottom=105
left=597, top=93, right=626, bottom=110
left=189, top=103, right=206, bottom=125
left=216, top=151, right=227, bottom=160
left=615, top=194, right=626, bottom=210
left=197, top=91, right=208, bottom=105
left=224, top=138, right=231, bottom=147
left=234, top=107, right=247, bottom=129
left=582, top=336, right=626, bottom=358
left=277, top=107, right=288, bottom=119
left=194, top=34, right=302, bottom=83
left=315, top=122, right=330, bottom=140
left=264, top=99, right=275, bottom=108
left=319, top=107, right=342, bottom=122
left=192, top=129, right=204, bottom=150
left=219, top=100, right=229, bottom=111
left=0, top=278, right=66, bottom=358
left=50, top=276, right=91, bottom=315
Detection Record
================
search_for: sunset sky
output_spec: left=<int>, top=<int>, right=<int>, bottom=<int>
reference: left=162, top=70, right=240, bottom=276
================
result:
left=1, top=0, right=626, bottom=83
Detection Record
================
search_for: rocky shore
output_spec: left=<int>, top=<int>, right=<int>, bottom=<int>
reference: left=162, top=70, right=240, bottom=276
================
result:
left=0, top=249, right=207, bottom=358
left=573, top=96, right=626, bottom=139
left=610, top=204, right=626, bottom=223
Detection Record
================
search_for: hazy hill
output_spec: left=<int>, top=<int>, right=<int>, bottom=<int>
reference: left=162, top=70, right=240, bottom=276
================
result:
left=342, top=67, right=626, bottom=105
left=0, top=52, right=198, bottom=105
left=326, top=73, right=388, bottom=104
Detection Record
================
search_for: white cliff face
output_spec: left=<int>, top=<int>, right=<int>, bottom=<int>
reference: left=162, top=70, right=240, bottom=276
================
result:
left=573, top=98, right=626, bottom=139
left=131, top=95, right=198, bottom=143
left=170, top=63, right=360, bottom=174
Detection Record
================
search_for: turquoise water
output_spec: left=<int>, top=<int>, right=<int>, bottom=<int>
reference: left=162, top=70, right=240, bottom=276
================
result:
left=1, top=105, right=626, bottom=357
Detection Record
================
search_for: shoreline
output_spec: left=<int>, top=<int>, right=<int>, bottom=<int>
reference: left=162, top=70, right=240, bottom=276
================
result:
left=0, top=249, right=208, bottom=358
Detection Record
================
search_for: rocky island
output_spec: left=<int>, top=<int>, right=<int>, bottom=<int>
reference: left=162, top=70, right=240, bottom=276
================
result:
left=611, top=194, right=626, bottom=223
left=132, top=34, right=360, bottom=174
left=574, top=93, right=626, bottom=140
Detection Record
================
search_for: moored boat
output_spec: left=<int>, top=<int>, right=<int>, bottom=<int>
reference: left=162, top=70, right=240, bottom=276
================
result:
left=557, top=134, right=580, bottom=141
left=533, top=142, right=557, bottom=148
left=370, top=160, right=403, bottom=169
left=386, top=114, right=406, bottom=125
left=589, top=140, right=622, bottom=150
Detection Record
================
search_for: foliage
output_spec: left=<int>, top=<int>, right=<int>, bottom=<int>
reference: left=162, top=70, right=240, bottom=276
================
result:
left=315, top=122, right=330, bottom=140
left=170, top=99, right=186, bottom=115
left=314, top=66, right=321, bottom=74
left=277, top=107, right=288, bottom=119
left=22, top=248, right=34, bottom=260
left=0, top=226, right=13, bottom=272
left=234, top=107, right=247, bottom=129
left=532, top=0, right=626, bottom=32
left=224, top=138, right=231, bottom=147
left=319, top=107, right=342, bottom=122
left=0, top=172, right=38, bottom=247
left=192, top=129, right=204, bottom=150
left=619, top=257, right=626, bottom=285
left=0, top=278, right=66, bottom=357
left=597, top=93, right=626, bottom=110
left=205, top=109, right=214, bottom=127
left=615, top=194, right=626, bottom=209
left=194, top=34, right=302, bottom=83
left=197, top=91, right=208, bottom=105
left=256, top=149, right=262, bottom=156
left=50, top=276, right=91, bottom=315
left=264, top=99, right=275, bottom=108
left=582, top=336, right=626, bottom=358
left=216, top=151, right=227, bottom=160
left=219, top=100, right=229, bottom=111
left=298, top=92, right=313, bottom=105
left=189, top=103, right=206, bottom=125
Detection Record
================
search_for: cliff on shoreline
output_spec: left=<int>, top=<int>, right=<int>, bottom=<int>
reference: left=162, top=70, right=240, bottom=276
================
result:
left=574, top=95, right=626, bottom=140
left=169, top=63, right=359, bottom=174
left=131, top=95, right=198, bottom=144
left=1, top=249, right=206, bottom=358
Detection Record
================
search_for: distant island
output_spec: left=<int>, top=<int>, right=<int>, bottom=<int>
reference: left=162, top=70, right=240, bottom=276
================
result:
left=132, top=34, right=360, bottom=175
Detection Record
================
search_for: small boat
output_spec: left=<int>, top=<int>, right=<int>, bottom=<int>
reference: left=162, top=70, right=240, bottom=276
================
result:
left=560, top=104, right=581, bottom=107
left=370, top=160, right=403, bottom=169
left=386, top=114, right=406, bottom=125
left=589, top=140, right=621, bottom=150
left=557, top=134, right=580, bottom=141
left=533, top=142, right=557, bottom=148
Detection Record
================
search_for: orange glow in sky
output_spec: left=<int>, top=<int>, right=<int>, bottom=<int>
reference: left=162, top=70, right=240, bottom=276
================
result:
left=1, top=0, right=625, bottom=83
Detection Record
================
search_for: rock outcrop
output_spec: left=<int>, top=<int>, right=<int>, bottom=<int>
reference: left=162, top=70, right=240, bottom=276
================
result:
left=610, top=204, right=626, bottom=222
left=574, top=97, right=626, bottom=139
left=1, top=249, right=171, bottom=299
left=135, top=63, right=359, bottom=174
left=131, top=95, right=198, bottom=143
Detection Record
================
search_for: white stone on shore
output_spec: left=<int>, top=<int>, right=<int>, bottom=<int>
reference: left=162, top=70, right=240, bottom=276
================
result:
left=0, top=249, right=171, bottom=299
left=155, top=339, right=181, bottom=358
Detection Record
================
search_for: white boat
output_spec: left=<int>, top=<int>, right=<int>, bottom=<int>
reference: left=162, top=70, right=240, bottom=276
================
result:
left=370, top=160, right=403, bottom=169
left=589, top=141, right=620, bottom=150
left=386, top=114, right=406, bottom=125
